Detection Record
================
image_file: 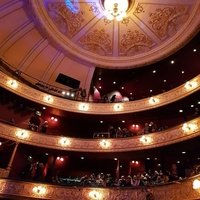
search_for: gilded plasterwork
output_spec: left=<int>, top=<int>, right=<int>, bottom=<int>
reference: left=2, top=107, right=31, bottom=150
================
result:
left=89, top=2, right=100, bottom=15
left=148, top=6, right=189, bottom=38
left=79, top=29, right=112, bottom=55
left=0, top=118, right=199, bottom=152
left=27, top=0, right=200, bottom=68
left=0, top=72, right=199, bottom=115
left=134, top=3, right=145, bottom=14
left=120, top=30, right=153, bottom=55
left=47, top=2, right=84, bottom=37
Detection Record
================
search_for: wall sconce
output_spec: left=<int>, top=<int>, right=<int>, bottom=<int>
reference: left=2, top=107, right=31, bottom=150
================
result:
left=99, top=139, right=111, bottom=149
left=59, top=137, right=71, bottom=147
left=44, top=95, right=53, bottom=103
left=140, top=135, right=152, bottom=144
left=15, top=130, right=29, bottom=139
left=7, top=79, right=18, bottom=89
left=184, top=81, right=198, bottom=90
left=182, top=123, right=198, bottom=133
left=193, top=179, right=200, bottom=190
left=149, top=97, right=159, bottom=104
left=32, top=185, right=47, bottom=195
left=78, top=103, right=89, bottom=111
left=51, top=116, right=58, bottom=122
left=57, top=156, right=64, bottom=162
left=88, top=190, right=103, bottom=200
left=113, top=103, right=123, bottom=111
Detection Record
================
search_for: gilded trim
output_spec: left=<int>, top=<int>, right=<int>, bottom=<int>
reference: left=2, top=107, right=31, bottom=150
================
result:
left=0, top=118, right=199, bottom=152
left=0, top=71, right=199, bottom=115
left=0, top=175, right=200, bottom=200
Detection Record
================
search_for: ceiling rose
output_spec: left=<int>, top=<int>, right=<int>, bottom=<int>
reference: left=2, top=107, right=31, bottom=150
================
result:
left=31, top=0, right=200, bottom=69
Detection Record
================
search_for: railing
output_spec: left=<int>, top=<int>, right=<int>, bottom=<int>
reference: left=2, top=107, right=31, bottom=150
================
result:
left=0, top=59, right=88, bottom=102
left=1, top=71, right=199, bottom=114
left=0, top=174, right=199, bottom=200
left=0, top=118, right=199, bottom=152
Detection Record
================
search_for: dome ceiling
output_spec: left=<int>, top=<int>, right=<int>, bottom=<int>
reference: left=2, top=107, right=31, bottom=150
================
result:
left=31, top=0, right=200, bottom=68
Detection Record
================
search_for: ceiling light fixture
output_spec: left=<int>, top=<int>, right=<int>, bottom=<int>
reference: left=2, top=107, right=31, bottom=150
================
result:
left=104, top=0, right=129, bottom=21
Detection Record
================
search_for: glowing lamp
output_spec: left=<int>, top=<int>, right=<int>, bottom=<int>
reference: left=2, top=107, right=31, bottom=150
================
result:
left=113, top=103, right=123, bottom=111
left=149, top=97, right=159, bottom=104
left=16, top=130, right=29, bottom=139
left=32, top=185, right=46, bottom=195
left=7, top=79, right=18, bottom=89
left=193, top=179, right=200, bottom=190
left=100, top=139, right=111, bottom=149
left=140, top=135, right=152, bottom=144
left=89, top=190, right=103, bottom=200
left=44, top=95, right=53, bottom=103
left=59, top=137, right=71, bottom=147
left=182, top=123, right=198, bottom=133
left=184, top=81, right=198, bottom=90
left=78, top=103, right=89, bottom=111
left=104, top=0, right=129, bottom=21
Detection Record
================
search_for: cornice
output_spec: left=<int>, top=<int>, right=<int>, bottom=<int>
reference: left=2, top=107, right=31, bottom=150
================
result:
left=0, top=71, right=199, bottom=115
left=0, top=118, right=199, bottom=152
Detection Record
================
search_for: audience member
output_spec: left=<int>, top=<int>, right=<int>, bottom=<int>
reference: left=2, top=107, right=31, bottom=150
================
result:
left=41, top=121, right=48, bottom=133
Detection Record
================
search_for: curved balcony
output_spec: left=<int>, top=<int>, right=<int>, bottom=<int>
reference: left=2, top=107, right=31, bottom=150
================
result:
left=0, top=71, right=199, bottom=115
left=0, top=118, right=199, bottom=152
left=0, top=175, right=200, bottom=200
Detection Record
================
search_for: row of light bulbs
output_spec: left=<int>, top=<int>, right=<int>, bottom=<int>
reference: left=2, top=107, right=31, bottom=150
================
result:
left=32, top=186, right=101, bottom=199
left=13, top=122, right=198, bottom=149
left=31, top=178, right=200, bottom=198
left=6, top=78, right=199, bottom=112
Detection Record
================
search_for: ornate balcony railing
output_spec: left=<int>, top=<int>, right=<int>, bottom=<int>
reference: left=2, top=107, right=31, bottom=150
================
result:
left=0, top=118, right=199, bottom=152
left=0, top=71, right=199, bottom=114
left=0, top=175, right=200, bottom=200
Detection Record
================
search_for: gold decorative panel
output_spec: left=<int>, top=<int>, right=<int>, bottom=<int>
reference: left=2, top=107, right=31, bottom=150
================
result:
left=79, top=28, right=112, bottom=55
left=30, top=0, right=200, bottom=68
left=134, top=3, right=190, bottom=40
left=119, top=29, right=153, bottom=56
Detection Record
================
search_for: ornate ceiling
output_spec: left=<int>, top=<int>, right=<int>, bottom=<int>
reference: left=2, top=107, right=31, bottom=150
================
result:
left=31, top=0, right=200, bottom=68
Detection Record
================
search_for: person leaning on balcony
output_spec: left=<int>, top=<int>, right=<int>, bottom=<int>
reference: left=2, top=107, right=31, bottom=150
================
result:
left=41, top=120, right=48, bottom=133
left=28, top=113, right=41, bottom=131
left=110, top=94, right=116, bottom=103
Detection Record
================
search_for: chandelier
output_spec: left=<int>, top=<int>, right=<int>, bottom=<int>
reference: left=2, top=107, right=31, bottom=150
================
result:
left=104, top=0, right=129, bottom=21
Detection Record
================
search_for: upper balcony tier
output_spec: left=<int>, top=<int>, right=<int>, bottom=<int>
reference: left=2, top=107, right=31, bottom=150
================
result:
left=0, top=71, right=199, bottom=115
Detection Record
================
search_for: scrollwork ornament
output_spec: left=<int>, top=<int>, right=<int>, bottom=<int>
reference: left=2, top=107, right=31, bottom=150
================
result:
left=149, top=6, right=188, bottom=38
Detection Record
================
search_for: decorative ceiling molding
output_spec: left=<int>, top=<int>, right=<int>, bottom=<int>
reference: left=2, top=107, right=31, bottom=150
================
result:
left=30, top=0, right=200, bottom=68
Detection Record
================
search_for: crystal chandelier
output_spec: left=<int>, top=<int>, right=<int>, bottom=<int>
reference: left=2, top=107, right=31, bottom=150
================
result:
left=104, top=0, right=129, bottom=21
